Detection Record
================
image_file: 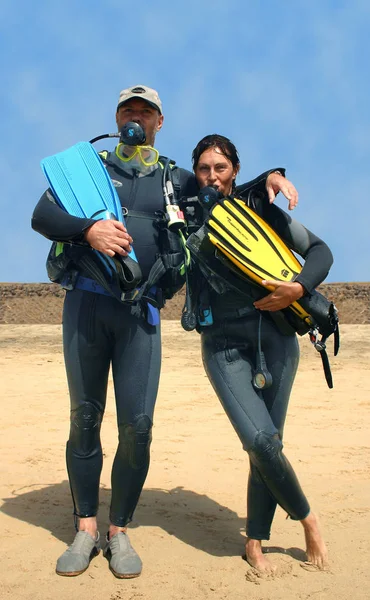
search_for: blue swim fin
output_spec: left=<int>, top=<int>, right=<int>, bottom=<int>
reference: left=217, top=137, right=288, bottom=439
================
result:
left=41, top=142, right=142, bottom=290
left=41, top=142, right=121, bottom=218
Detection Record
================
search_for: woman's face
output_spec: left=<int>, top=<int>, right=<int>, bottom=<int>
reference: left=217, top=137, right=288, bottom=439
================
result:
left=194, top=147, right=239, bottom=196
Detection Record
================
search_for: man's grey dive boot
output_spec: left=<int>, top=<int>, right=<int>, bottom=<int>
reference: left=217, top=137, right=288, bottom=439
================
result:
left=56, top=531, right=100, bottom=576
left=104, top=532, right=142, bottom=578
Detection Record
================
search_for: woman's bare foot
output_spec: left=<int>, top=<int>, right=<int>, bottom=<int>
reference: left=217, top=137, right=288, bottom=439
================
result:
left=301, top=512, right=329, bottom=569
left=245, top=538, right=277, bottom=573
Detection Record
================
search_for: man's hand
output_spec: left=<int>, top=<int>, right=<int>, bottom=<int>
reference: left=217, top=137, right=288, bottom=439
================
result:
left=84, top=220, right=133, bottom=257
left=266, top=173, right=298, bottom=211
left=253, top=280, right=305, bottom=312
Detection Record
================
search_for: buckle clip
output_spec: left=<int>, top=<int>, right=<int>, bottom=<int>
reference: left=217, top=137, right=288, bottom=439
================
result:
left=120, top=288, right=140, bottom=303
left=309, top=328, right=327, bottom=353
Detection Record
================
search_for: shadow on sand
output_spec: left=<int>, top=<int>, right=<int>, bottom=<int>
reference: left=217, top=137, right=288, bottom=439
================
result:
left=1, top=481, right=246, bottom=557
left=1, top=482, right=307, bottom=562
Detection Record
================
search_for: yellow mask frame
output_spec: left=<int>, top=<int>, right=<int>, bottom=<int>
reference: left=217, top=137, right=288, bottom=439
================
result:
left=116, top=143, right=159, bottom=167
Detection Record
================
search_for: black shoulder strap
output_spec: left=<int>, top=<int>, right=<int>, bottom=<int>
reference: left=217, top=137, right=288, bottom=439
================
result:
left=169, top=165, right=181, bottom=201
left=159, top=156, right=181, bottom=202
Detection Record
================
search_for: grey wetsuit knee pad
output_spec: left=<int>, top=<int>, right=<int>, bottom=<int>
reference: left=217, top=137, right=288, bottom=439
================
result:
left=69, top=402, right=103, bottom=456
left=248, top=431, right=285, bottom=479
left=117, top=415, right=153, bottom=469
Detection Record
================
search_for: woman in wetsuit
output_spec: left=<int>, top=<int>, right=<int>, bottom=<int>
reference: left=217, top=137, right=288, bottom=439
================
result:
left=189, top=134, right=331, bottom=572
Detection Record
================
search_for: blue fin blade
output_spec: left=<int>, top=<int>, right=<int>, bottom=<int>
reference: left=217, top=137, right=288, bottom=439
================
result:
left=74, top=142, right=123, bottom=220
left=41, top=153, right=86, bottom=217
left=41, top=142, right=121, bottom=220
left=41, top=142, right=138, bottom=263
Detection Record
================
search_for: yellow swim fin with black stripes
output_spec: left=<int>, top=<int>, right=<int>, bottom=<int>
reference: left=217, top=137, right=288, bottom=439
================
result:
left=205, top=196, right=311, bottom=323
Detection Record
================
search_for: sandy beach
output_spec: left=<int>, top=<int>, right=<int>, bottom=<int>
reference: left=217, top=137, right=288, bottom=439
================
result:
left=1, top=322, right=369, bottom=600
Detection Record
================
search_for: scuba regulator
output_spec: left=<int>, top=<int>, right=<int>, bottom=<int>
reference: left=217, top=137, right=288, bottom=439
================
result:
left=119, top=121, right=147, bottom=146
left=197, top=185, right=223, bottom=210
left=90, top=122, right=186, bottom=232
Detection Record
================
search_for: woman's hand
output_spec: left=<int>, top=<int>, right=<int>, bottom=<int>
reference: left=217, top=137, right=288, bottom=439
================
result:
left=253, top=280, right=305, bottom=312
left=266, top=173, right=298, bottom=210
left=84, top=220, right=133, bottom=257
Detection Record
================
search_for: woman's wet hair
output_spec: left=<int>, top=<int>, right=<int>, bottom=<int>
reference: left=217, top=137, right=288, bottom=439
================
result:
left=192, top=134, right=240, bottom=171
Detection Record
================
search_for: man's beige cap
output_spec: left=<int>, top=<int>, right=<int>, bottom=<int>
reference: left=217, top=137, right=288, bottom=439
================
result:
left=117, top=85, right=162, bottom=114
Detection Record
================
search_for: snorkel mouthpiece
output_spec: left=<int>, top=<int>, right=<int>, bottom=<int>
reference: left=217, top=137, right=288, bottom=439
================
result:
left=198, top=186, right=223, bottom=210
left=120, top=122, right=146, bottom=146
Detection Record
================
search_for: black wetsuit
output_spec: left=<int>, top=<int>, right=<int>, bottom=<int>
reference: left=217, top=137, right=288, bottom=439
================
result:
left=194, top=193, right=333, bottom=540
left=32, top=148, right=277, bottom=527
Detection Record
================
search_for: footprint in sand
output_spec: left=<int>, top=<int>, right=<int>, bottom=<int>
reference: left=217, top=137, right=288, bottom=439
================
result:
left=245, top=560, right=293, bottom=583
left=300, top=561, right=332, bottom=573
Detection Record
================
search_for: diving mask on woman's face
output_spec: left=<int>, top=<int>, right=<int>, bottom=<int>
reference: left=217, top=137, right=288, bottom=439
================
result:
left=116, top=142, right=159, bottom=167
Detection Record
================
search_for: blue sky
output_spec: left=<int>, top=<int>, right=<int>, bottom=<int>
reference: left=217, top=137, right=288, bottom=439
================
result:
left=1, top=0, right=369, bottom=283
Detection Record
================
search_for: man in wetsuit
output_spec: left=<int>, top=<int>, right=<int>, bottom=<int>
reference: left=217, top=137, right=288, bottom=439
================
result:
left=31, top=84, right=298, bottom=579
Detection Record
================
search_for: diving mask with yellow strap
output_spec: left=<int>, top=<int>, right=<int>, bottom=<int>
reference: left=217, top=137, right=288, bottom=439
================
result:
left=116, top=121, right=159, bottom=167
left=116, top=142, right=159, bottom=167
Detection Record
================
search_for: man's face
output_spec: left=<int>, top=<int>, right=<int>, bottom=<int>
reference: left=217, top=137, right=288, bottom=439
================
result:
left=116, top=98, right=164, bottom=146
